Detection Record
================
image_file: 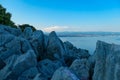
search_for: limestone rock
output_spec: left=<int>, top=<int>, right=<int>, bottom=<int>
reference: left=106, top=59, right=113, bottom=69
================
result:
left=46, top=31, right=66, bottom=60
left=18, top=67, right=39, bottom=80
left=70, top=59, right=89, bottom=80
left=5, top=50, right=37, bottom=80
left=22, top=27, right=33, bottom=39
left=0, top=24, right=21, bottom=36
left=37, top=59, right=62, bottom=79
left=0, top=55, right=18, bottom=80
left=93, top=40, right=120, bottom=80
left=29, top=30, right=44, bottom=60
left=0, top=34, right=32, bottom=61
left=51, top=67, right=80, bottom=80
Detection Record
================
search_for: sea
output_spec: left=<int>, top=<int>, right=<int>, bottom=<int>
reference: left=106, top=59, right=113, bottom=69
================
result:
left=60, top=36, right=120, bottom=55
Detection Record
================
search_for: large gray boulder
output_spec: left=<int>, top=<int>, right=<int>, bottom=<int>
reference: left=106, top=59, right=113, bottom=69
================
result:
left=29, top=30, right=44, bottom=60
left=0, top=55, right=18, bottom=80
left=0, top=34, right=32, bottom=61
left=37, top=59, right=62, bottom=79
left=22, top=27, right=33, bottom=39
left=5, top=50, right=37, bottom=80
left=0, top=24, right=21, bottom=36
left=70, top=59, right=90, bottom=80
left=93, top=41, right=120, bottom=80
left=51, top=67, right=80, bottom=80
left=46, top=31, right=66, bottom=60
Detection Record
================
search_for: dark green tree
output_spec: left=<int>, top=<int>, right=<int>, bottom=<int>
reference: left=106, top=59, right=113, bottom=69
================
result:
left=18, top=24, right=36, bottom=32
left=0, top=4, right=16, bottom=28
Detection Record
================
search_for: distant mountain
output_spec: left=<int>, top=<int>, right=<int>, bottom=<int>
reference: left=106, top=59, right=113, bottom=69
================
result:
left=55, top=32, right=120, bottom=37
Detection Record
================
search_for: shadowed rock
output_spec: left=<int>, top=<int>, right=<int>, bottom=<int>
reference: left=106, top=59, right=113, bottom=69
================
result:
left=18, top=67, right=39, bottom=80
left=64, top=41, right=90, bottom=66
left=0, top=58, right=6, bottom=70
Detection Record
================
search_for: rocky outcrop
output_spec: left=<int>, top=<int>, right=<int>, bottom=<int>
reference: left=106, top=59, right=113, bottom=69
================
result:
left=93, top=41, right=120, bottom=80
left=46, top=31, right=66, bottom=61
left=29, top=30, right=44, bottom=60
left=3, top=24, right=120, bottom=80
left=51, top=67, right=80, bottom=80
left=70, top=59, right=90, bottom=80
left=0, top=25, right=91, bottom=80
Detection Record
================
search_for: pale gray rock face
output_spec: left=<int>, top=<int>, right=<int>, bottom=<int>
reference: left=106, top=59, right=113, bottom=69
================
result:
left=93, top=41, right=120, bottom=80
left=0, top=55, right=18, bottom=80
left=51, top=67, right=80, bottom=80
left=0, top=24, right=21, bottom=36
left=29, top=30, right=44, bottom=60
left=37, top=59, right=62, bottom=79
left=70, top=59, right=89, bottom=80
left=5, top=50, right=37, bottom=80
left=22, top=27, right=33, bottom=39
left=0, top=34, right=32, bottom=61
left=46, top=31, right=66, bottom=60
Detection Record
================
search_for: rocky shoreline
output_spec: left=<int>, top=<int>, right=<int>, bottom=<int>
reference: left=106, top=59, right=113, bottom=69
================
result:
left=0, top=25, right=120, bottom=80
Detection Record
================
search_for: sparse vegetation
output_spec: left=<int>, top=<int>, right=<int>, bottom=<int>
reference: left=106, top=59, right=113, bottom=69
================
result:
left=0, top=4, right=17, bottom=28
left=18, top=24, right=36, bottom=32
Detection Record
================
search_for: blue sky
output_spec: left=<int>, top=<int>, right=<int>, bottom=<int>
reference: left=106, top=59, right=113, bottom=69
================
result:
left=0, top=0, right=120, bottom=32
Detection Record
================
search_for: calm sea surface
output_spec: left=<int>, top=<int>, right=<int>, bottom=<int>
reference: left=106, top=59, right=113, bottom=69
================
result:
left=60, top=36, right=120, bottom=54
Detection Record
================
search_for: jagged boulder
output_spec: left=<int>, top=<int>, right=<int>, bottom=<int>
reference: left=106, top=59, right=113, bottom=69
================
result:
left=70, top=59, right=90, bottom=80
left=0, top=24, right=21, bottom=36
left=29, top=30, right=44, bottom=60
left=51, top=67, right=80, bottom=80
left=64, top=41, right=90, bottom=59
left=64, top=41, right=90, bottom=66
left=22, top=27, right=33, bottom=39
left=5, top=50, right=37, bottom=80
left=0, top=55, right=18, bottom=80
left=18, top=67, right=39, bottom=80
left=0, top=34, right=32, bottom=61
left=93, top=41, right=120, bottom=80
left=37, top=59, right=62, bottom=79
left=46, top=31, right=66, bottom=61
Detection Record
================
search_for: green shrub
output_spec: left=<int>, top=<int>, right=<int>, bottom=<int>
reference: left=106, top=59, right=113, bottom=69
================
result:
left=0, top=4, right=17, bottom=28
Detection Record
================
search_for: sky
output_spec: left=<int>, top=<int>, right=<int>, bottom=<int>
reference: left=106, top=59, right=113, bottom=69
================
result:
left=0, top=0, right=120, bottom=32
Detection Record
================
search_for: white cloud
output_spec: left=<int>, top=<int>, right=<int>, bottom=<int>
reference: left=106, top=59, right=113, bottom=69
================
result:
left=41, top=26, right=69, bottom=32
